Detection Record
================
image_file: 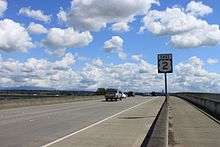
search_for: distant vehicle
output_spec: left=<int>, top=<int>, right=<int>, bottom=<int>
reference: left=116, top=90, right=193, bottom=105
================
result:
left=121, top=93, right=127, bottom=99
left=151, top=91, right=165, bottom=96
left=127, top=91, right=135, bottom=97
left=151, top=92, right=157, bottom=96
left=105, top=89, right=122, bottom=101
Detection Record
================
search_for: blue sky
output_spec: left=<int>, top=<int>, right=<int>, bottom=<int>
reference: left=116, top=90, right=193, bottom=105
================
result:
left=0, top=0, right=220, bottom=92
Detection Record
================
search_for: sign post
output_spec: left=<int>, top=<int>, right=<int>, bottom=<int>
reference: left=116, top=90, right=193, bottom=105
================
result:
left=157, top=54, right=173, bottom=147
left=157, top=54, right=173, bottom=100
left=164, top=73, right=167, bottom=99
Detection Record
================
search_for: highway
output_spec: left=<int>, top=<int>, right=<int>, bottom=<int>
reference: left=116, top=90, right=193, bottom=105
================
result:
left=0, top=96, right=161, bottom=147
left=1, top=96, right=219, bottom=147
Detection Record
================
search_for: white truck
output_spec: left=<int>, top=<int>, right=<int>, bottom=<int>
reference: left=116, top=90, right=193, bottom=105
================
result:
left=105, top=89, right=122, bottom=101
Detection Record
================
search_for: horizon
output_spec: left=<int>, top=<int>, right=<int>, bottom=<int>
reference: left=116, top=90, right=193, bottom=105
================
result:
left=1, top=86, right=220, bottom=94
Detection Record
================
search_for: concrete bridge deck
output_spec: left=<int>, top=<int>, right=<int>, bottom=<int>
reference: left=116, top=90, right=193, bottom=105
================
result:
left=168, top=96, right=220, bottom=147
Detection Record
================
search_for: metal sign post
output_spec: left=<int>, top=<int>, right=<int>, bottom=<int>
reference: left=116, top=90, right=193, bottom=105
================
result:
left=158, top=54, right=173, bottom=100
left=164, top=73, right=168, bottom=99
left=157, top=54, right=173, bottom=147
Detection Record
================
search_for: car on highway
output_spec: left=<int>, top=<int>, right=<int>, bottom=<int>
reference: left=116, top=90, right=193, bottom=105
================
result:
left=105, top=89, right=122, bottom=101
left=121, top=92, right=127, bottom=99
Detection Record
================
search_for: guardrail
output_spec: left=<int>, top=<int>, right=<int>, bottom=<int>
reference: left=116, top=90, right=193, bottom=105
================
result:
left=174, top=93, right=220, bottom=119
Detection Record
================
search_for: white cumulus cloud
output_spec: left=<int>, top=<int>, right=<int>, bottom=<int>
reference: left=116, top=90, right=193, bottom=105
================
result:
left=0, top=19, right=34, bottom=52
left=0, top=55, right=220, bottom=92
left=140, top=1, right=220, bottom=48
left=57, top=8, right=67, bottom=23
left=43, top=27, right=93, bottom=56
left=0, top=53, right=78, bottom=89
left=207, top=58, right=219, bottom=65
left=186, top=1, right=213, bottom=17
left=62, top=0, right=159, bottom=31
left=19, top=7, right=51, bottom=23
left=173, top=56, right=220, bottom=92
left=112, top=22, right=130, bottom=32
left=27, top=22, right=47, bottom=34
left=104, top=36, right=123, bottom=52
left=104, top=36, right=127, bottom=59
left=0, top=0, right=7, bottom=16
left=132, top=54, right=143, bottom=62
left=171, top=23, right=220, bottom=48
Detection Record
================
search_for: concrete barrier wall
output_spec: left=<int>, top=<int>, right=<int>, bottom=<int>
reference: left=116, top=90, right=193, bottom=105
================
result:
left=174, top=93, right=220, bottom=119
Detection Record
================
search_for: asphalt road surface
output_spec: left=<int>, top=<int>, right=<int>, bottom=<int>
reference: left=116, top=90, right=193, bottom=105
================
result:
left=168, top=96, right=220, bottom=147
left=0, top=96, right=155, bottom=147
left=45, top=97, right=165, bottom=147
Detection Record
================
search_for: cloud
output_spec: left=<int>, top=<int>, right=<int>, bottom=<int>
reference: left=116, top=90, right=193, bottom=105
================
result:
left=0, top=53, right=78, bottom=89
left=131, top=54, right=143, bottom=62
left=0, top=55, right=220, bottom=92
left=173, top=56, right=220, bottom=92
left=104, top=36, right=123, bottom=52
left=104, top=36, right=127, bottom=59
left=27, top=22, right=47, bottom=34
left=91, top=58, right=103, bottom=67
left=140, top=1, right=220, bottom=48
left=207, top=58, right=219, bottom=65
left=140, top=8, right=204, bottom=35
left=19, top=7, right=51, bottom=23
left=57, top=8, right=67, bottom=23
left=53, top=53, right=76, bottom=70
left=112, top=22, right=130, bottom=32
left=43, top=27, right=93, bottom=56
left=186, top=1, right=213, bottom=17
left=118, top=52, right=127, bottom=60
left=62, top=0, right=159, bottom=31
left=83, top=56, right=220, bottom=92
left=0, top=0, right=7, bottom=16
left=80, top=58, right=158, bottom=91
left=0, top=19, right=34, bottom=52
left=171, top=23, right=220, bottom=48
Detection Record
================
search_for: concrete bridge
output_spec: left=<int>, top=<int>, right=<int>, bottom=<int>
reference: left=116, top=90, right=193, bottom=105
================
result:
left=0, top=95, right=219, bottom=147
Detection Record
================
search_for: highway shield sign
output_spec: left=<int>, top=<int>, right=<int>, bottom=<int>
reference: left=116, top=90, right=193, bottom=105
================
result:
left=158, top=54, right=173, bottom=73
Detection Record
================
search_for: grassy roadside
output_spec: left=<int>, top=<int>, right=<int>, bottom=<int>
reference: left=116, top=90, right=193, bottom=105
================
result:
left=0, top=95, right=104, bottom=110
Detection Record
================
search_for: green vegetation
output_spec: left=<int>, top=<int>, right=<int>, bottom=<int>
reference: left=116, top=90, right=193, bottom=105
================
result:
left=96, top=88, right=106, bottom=95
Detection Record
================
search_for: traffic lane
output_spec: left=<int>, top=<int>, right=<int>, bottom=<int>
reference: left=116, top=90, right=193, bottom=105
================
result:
left=0, top=99, right=105, bottom=126
left=46, top=97, right=165, bottom=147
left=169, top=96, right=220, bottom=147
left=0, top=96, right=151, bottom=147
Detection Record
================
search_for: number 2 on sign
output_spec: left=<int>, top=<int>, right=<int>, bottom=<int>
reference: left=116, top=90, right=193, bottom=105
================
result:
left=162, top=61, right=169, bottom=70
left=159, top=60, right=171, bottom=72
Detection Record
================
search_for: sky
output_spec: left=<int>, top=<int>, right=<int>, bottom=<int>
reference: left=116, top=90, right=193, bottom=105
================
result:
left=0, top=0, right=220, bottom=93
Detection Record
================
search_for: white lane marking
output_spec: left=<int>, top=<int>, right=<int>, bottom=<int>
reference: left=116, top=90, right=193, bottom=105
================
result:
left=42, top=98, right=156, bottom=147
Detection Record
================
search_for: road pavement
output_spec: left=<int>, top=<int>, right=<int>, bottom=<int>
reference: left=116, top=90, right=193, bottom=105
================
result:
left=45, top=97, right=165, bottom=147
left=0, top=96, right=159, bottom=147
left=168, top=96, right=220, bottom=147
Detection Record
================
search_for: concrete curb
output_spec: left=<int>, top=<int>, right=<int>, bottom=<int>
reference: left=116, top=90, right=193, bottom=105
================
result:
left=141, top=97, right=168, bottom=147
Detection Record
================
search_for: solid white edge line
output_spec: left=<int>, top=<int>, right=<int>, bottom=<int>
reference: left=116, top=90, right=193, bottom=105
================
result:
left=42, top=98, right=157, bottom=147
